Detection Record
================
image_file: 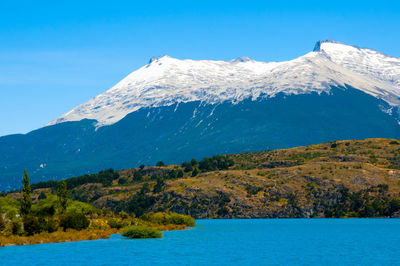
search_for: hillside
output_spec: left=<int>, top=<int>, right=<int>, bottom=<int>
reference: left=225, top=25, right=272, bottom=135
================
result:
left=10, top=138, right=400, bottom=218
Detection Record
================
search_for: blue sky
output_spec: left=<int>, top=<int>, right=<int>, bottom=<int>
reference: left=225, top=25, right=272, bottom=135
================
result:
left=1, top=0, right=399, bottom=136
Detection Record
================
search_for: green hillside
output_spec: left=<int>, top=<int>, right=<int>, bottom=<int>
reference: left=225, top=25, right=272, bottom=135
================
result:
left=8, top=138, right=400, bottom=218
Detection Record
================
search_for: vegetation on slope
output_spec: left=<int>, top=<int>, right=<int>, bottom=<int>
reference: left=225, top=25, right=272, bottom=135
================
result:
left=3, top=138, right=400, bottom=219
left=0, top=172, right=195, bottom=246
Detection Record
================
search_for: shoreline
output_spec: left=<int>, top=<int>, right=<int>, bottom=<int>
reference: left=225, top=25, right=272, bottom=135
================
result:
left=0, top=224, right=190, bottom=247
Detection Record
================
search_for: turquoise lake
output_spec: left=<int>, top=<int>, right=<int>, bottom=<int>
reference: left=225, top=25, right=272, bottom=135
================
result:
left=1, top=219, right=399, bottom=265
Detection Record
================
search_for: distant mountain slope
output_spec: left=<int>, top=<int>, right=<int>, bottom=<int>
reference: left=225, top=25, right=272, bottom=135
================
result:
left=1, top=86, right=399, bottom=190
left=1, top=40, right=400, bottom=190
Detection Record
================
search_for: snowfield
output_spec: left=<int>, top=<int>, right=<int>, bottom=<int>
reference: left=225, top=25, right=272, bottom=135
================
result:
left=48, top=40, right=400, bottom=128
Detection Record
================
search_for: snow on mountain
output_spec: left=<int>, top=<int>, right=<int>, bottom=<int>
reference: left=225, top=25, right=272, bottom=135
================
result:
left=48, top=40, right=400, bottom=127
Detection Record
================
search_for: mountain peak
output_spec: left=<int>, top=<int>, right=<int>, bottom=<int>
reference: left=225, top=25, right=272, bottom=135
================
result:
left=232, top=57, right=254, bottom=63
left=148, top=55, right=171, bottom=64
left=313, top=39, right=342, bottom=52
left=48, top=41, right=400, bottom=128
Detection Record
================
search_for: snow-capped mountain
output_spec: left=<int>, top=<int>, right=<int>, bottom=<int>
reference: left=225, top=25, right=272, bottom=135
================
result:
left=1, top=40, right=400, bottom=190
left=49, top=40, right=400, bottom=128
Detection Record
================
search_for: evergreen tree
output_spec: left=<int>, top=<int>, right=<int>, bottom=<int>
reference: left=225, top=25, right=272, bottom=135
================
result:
left=191, top=168, right=199, bottom=177
left=57, top=179, right=68, bottom=213
left=21, top=170, right=32, bottom=216
left=153, top=177, right=165, bottom=193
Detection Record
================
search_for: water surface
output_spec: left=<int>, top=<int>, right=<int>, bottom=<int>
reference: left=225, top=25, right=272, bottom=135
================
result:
left=1, top=219, right=399, bottom=265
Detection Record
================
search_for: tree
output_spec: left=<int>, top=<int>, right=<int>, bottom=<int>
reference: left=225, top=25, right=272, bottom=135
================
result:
left=21, top=170, right=32, bottom=216
left=153, top=177, right=165, bottom=193
left=57, top=179, right=68, bottom=214
left=133, top=171, right=143, bottom=181
left=156, top=161, right=165, bottom=167
left=191, top=168, right=198, bottom=177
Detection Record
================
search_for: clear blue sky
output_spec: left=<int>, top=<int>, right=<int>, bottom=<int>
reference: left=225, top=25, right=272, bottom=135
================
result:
left=1, top=0, right=399, bottom=136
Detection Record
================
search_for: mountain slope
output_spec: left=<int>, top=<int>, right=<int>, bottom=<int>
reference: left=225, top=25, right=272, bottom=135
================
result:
left=15, top=138, right=400, bottom=218
left=1, top=40, right=400, bottom=190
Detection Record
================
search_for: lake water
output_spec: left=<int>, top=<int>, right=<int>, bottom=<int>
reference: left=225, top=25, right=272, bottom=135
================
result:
left=1, top=219, right=400, bottom=265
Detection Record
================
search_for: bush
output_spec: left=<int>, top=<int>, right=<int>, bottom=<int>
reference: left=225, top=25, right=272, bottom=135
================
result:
left=133, top=171, right=143, bottom=181
left=121, top=226, right=162, bottom=239
left=108, top=219, right=124, bottom=229
left=22, top=215, right=43, bottom=236
left=59, top=213, right=89, bottom=231
left=118, top=177, right=128, bottom=185
left=146, top=212, right=196, bottom=227
left=168, top=213, right=195, bottom=227
left=0, top=197, right=20, bottom=218
left=119, top=211, right=130, bottom=219
left=198, top=155, right=234, bottom=171
left=11, top=219, right=22, bottom=235
left=150, top=212, right=169, bottom=225
left=44, top=217, right=59, bottom=233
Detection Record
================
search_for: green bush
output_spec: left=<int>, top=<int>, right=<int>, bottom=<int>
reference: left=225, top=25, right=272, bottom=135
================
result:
left=59, top=213, right=89, bottom=231
left=168, top=213, right=195, bottom=227
left=145, top=212, right=196, bottom=227
left=22, top=215, right=43, bottom=235
left=0, top=197, right=20, bottom=217
left=108, top=219, right=124, bottom=229
left=22, top=215, right=59, bottom=235
left=150, top=212, right=169, bottom=225
left=44, top=217, right=59, bottom=233
left=11, top=218, right=22, bottom=235
left=121, top=226, right=162, bottom=239
left=119, top=211, right=130, bottom=219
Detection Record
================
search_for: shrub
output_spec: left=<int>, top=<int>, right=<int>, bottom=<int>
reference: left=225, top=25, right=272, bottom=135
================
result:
left=11, top=219, right=22, bottom=235
left=198, top=155, right=234, bottom=171
left=119, top=211, right=130, bottom=219
left=150, top=212, right=169, bottom=225
left=22, top=215, right=43, bottom=235
left=44, top=217, right=59, bottom=233
left=156, top=161, right=165, bottom=167
left=118, top=177, right=128, bottom=185
left=0, top=197, right=20, bottom=218
left=133, top=171, right=143, bottom=181
left=168, top=213, right=195, bottom=227
left=121, top=226, right=162, bottom=239
left=59, top=213, right=89, bottom=231
left=108, top=219, right=124, bottom=229
left=66, top=201, right=96, bottom=215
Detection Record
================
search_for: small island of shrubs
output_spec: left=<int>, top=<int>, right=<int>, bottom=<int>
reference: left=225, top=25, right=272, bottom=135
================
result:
left=0, top=171, right=195, bottom=246
left=122, top=226, right=162, bottom=239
